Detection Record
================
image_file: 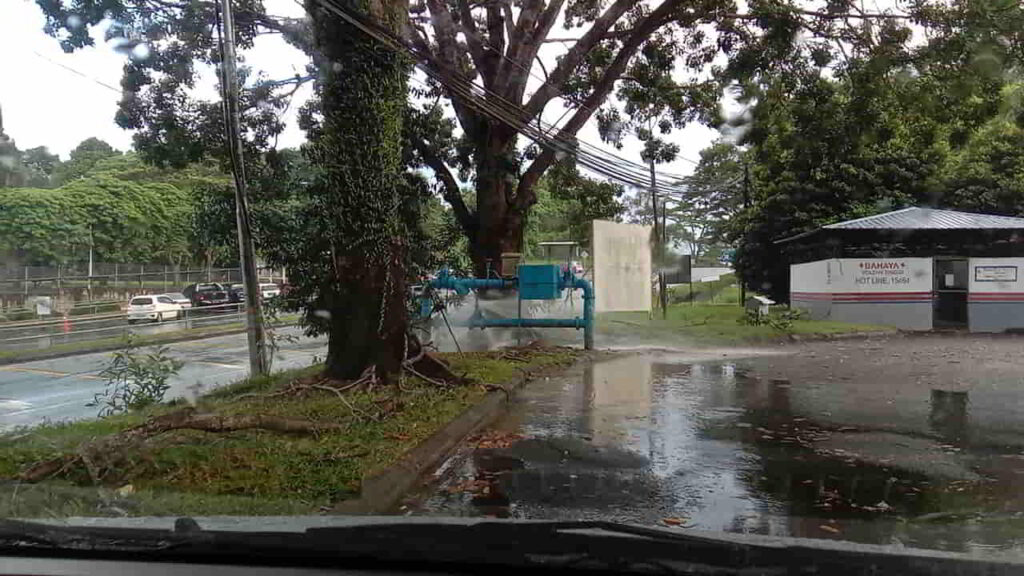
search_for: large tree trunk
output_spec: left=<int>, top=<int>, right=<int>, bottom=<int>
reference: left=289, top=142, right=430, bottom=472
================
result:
left=471, top=129, right=529, bottom=277
left=306, top=0, right=409, bottom=380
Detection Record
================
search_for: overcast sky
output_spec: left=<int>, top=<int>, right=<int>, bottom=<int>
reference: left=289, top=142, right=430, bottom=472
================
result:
left=0, top=0, right=721, bottom=179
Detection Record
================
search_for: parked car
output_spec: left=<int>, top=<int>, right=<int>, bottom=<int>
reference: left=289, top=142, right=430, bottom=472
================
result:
left=182, top=283, right=230, bottom=308
left=227, top=283, right=246, bottom=304
left=164, top=292, right=192, bottom=309
left=127, top=295, right=182, bottom=324
left=259, top=283, right=281, bottom=299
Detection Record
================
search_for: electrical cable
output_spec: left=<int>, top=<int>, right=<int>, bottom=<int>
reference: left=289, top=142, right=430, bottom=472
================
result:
left=310, top=0, right=689, bottom=195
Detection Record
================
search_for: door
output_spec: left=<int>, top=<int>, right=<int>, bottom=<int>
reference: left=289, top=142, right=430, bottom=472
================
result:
left=934, top=258, right=968, bottom=328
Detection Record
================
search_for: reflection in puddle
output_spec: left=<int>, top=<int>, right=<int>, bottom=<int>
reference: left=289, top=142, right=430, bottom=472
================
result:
left=407, top=353, right=1024, bottom=554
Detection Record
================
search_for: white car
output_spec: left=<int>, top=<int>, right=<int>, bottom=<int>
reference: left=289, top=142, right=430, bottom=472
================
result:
left=127, top=295, right=183, bottom=324
left=163, top=292, right=192, bottom=309
left=259, top=283, right=281, bottom=299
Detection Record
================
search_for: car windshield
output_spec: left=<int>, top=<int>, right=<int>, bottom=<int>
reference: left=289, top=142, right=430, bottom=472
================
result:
left=4, top=0, right=1024, bottom=570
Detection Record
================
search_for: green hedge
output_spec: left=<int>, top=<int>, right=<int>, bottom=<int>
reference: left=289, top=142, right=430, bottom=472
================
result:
left=0, top=309, right=37, bottom=323
left=68, top=302, right=123, bottom=316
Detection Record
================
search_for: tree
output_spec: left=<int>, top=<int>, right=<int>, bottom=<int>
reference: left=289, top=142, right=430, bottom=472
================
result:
left=524, top=161, right=625, bottom=255
left=35, top=0, right=948, bottom=278
left=53, top=138, right=120, bottom=185
left=278, top=0, right=411, bottom=380
left=20, top=146, right=62, bottom=188
left=729, top=5, right=1024, bottom=302
left=666, top=141, right=745, bottom=261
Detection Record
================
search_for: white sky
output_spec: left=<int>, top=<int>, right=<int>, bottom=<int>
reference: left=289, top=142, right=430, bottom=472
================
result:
left=0, top=0, right=720, bottom=178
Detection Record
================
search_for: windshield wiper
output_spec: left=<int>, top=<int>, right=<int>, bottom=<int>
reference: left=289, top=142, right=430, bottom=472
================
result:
left=0, top=518, right=1018, bottom=575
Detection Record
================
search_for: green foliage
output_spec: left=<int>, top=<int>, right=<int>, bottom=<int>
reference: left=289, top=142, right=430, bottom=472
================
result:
left=740, top=306, right=802, bottom=331
left=0, top=140, right=226, bottom=266
left=52, top=137, right=118, bottom=185
left=89, top=339, right=184, bottom=417
left=668, top=141, right=746, bottom=260
left=0, top=349, right=573, bottom=516
left=525, top=161, right=625, bottom=256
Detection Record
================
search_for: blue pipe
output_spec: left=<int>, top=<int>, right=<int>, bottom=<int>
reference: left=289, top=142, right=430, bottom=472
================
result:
left=572, top=275, right=595, bottom=350
left=421, top=267, right=595, bottom=350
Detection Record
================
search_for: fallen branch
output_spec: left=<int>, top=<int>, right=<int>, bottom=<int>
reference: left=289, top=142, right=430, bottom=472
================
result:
left=17, top=408, right=344, bottom=483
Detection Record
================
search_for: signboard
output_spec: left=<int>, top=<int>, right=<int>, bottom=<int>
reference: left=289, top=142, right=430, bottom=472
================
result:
left=975, top=266, right=1017, bottom=282
left=854, top=260, right=913, bottom=287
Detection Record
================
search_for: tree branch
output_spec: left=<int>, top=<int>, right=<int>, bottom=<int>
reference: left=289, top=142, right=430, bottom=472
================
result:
left=522, top=0, right=641, bottom=119
left=722, top=9, right=910, bottom=21
left=506, top=0, right=564, bottom=104
left=456, top=0, right=488, bottom=82
left=412, top=137, right=477, bottom=235
left=516, top=0, right=679, bottom=210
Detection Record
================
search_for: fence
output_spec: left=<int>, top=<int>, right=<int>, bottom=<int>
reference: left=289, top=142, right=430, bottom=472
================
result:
left=0, top=263, right=286, bottom=311
left=0, top=302, right=252, bottom=353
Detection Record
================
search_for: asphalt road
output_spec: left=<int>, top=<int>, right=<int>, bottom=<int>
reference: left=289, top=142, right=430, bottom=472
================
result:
left=0, top=326, right=326, bottom=431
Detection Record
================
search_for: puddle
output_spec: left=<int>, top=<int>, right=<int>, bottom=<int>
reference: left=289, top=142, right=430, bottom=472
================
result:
left=404, top=352, right=1024, bottom=555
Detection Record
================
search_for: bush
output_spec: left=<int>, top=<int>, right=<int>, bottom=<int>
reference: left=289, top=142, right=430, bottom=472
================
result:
left=0, top=309, right=37, bottom=322
left=739, top=306, right=802, bottom=331
left=88, top=338, right=184, bottom=417
left=69, top=302, right=122, bottom=316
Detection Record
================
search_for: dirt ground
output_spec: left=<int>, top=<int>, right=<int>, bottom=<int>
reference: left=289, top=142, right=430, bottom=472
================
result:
left=743, top=333, right=1024, bottom=447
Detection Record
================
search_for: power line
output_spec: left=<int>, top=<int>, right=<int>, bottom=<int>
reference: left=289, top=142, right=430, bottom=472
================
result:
left=30, top=50, right=122, bottom=94
left=312, top=0, right=688, bottom=195
left=462, top=28, right=701, bottom=168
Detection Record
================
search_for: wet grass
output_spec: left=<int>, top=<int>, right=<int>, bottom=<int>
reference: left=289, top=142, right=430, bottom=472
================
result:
left=600, top=303, right=892, bottom=344
left=0, top=347, right=579, bottom=517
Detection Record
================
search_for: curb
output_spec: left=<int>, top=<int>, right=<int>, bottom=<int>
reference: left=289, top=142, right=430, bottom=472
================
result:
left=333, top=354, right=586, bottom=515
left=786, top=330, right=896, bottom=343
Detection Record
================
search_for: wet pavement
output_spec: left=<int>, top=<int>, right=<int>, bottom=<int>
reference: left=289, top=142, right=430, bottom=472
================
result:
left=403, top=337, right=1024, bottom=556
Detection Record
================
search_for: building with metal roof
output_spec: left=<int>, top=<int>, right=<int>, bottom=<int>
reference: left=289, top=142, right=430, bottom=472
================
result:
left=783, top=207, right=1024, bottom=333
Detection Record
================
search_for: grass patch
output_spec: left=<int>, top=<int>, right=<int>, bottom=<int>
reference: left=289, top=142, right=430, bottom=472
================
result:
left=601, top=303, right=892, bottom=345
left=669, top=274, right=739, bottom=304
left=0, top=347, right=579, bottom=517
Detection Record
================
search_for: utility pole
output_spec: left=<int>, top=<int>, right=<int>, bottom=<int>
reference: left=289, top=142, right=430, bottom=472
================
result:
left=649, top=161, right=667, bottom=319
left=218, top=0, right=268, bottom=376
left=739, top=161, right=751, bottom=306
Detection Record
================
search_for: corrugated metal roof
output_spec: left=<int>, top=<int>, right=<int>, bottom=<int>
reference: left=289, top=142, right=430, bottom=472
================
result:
left=823, top=207, right=1024, bottom=230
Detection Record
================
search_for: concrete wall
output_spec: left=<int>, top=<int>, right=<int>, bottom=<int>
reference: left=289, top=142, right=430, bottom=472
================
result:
left=968, top=257, right=1024, bottom=332
left=591, top=220, right=652, bottom=313
left=790, top=258, right=933, bottom=330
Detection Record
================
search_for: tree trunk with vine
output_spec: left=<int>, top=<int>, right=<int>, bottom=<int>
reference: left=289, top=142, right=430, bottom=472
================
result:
left=305, top=0, right=409, bottom=380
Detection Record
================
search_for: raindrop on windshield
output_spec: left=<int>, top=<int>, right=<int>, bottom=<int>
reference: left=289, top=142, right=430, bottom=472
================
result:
left=130, top=42, right=151, bottom=61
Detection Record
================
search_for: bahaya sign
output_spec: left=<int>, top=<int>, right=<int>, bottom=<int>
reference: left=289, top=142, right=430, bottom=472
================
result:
left=855, top=260, right=912, bottom=286
left=827, top=258, right=932, bottom=292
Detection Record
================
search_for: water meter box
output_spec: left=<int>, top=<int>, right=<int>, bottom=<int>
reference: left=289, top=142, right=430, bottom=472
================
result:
left=517, top=264, right=563, bottom=300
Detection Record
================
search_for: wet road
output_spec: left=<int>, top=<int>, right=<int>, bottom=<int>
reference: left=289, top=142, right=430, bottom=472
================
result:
left=405, top=338, right=1024, bottom=555
left=0, top=327, right=326, bottom=430
left=0, top=307, right=247, bottom=353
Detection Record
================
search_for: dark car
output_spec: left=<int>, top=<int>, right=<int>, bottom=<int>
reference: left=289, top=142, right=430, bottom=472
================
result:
left=182, top=282, right=230, bottom=308
left=227, top=283, right=246, bottom=304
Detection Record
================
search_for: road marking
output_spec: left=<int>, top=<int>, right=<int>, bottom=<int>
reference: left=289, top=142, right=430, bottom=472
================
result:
left=0, top=366, right=104, bottom=380
left=192, top=360, right=245, bottom=369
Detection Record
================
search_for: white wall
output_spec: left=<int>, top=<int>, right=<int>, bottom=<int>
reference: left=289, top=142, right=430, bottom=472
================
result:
left=789, top=258, right=933, bottom=329
left=591, top=220, right=653, bottom=313
left=831, top=258, right=933, bottom=294
left=790, top=259, right=834, bottom=295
